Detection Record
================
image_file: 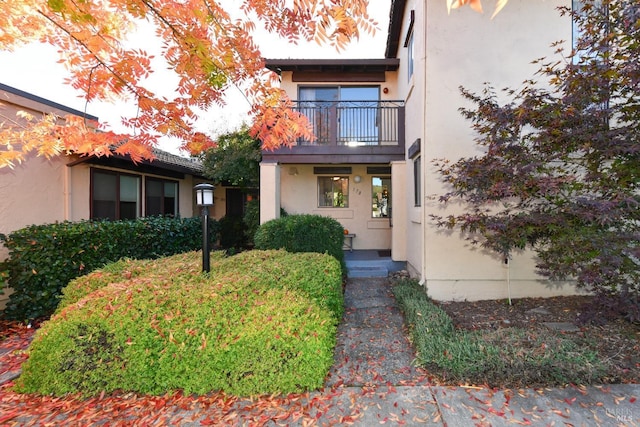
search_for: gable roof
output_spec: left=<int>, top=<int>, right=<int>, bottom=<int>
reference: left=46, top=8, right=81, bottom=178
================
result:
left=1, top=82, right=204, bottom=177
left=0, top=83, right=99, bottom=121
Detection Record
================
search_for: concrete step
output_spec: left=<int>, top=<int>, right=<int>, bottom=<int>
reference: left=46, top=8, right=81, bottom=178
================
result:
left=347, top=266, right=389, bottom=278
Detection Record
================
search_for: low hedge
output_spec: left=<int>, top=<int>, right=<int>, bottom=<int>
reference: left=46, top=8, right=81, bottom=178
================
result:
left=0, top=216, right=219, bottom=321
left=254, top=214, right=345, bottom=271
left=17, top=250, right=342, bottom=397
left=392, top=278, right=605, bottom=387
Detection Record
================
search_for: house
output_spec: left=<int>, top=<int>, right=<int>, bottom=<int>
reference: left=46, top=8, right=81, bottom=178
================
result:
left=0, top=83, right=216, bottom=307
left=260, top=0, right=581, bottom=301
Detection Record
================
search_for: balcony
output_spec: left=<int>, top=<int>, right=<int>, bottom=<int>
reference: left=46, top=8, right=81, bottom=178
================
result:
left=262, top=100, right=406, bottom=164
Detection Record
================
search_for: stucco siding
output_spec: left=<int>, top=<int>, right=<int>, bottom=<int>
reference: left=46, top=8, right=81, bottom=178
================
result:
left=417, top=0, right=574, bottom=299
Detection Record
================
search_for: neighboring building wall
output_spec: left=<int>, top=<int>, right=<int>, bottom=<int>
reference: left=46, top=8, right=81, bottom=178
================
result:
left=1, top=85, right=206, bottom=308
left=400, top=0, right=579, bottom=300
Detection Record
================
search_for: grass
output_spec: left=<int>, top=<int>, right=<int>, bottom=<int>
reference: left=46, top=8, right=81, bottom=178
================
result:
left=392, top=278, right=607, bottom=388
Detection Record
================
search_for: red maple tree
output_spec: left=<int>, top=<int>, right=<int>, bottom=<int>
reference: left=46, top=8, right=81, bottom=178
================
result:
left=0, top=0, right=506, bottom=168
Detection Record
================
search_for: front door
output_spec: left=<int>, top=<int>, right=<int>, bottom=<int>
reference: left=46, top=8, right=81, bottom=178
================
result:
left=371, top=175, right=392, bottom=249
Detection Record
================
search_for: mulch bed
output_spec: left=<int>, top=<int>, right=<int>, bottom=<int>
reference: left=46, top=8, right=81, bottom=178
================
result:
left=436, top=295, right=640, bottom=384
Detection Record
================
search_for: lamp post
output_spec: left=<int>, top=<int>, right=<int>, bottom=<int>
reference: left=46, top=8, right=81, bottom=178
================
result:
left=194, top=183, right=215, bottom=272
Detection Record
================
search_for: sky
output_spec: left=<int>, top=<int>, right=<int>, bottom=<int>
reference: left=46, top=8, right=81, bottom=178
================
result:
left=0, top=2, right=391, bottom=155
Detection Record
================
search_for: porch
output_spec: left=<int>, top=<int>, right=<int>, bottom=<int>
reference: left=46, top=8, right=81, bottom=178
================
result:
left=344, top=250, right=406, bottom=278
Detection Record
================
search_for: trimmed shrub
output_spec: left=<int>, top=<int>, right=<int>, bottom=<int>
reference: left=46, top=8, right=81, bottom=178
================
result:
left=0, top=216, right=219, bottom=321
left=16, top=250, right=341, bottom=397
left=254, top=214, right=345, bottom=271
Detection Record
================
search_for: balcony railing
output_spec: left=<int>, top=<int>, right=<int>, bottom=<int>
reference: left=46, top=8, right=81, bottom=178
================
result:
left=262, top=100, right=405, bottom=163
left=294, top=100, right=405, bottom=146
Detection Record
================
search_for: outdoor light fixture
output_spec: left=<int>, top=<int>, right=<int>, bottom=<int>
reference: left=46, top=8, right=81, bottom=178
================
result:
left=194, top=183, right=215, bottom=272
left=354, top=175, right=362, bottom=183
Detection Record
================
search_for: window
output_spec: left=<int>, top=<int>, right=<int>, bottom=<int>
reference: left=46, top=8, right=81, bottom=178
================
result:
left=406, top=31, right=414, bottom=81
left=146, top=178, right=178, bottom=216
left=298, top=86, right=380, bottom=145
left=91, top=169, right=141, bottom=220
left=404, top=10, right=415, bottom=81
left=318, top=177, right=349, bottom=208
left=372, top=177, right=391, bottom=218
left=572, top=0, right=605, bottom=64
left=413, top=156, right=421, bottom=207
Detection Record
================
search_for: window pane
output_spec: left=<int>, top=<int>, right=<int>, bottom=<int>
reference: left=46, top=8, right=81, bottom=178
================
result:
left=120, top=175, right=139, bottom=202
left=119, top=175, right=140, bottom=220
left=318, top=177, right=349, bottom=208
left=372, top=177, right=391, bottom=218
left=163, top=182, right=178, bottom=216
left=92, top=171, right=117, bottom=220
left=340, top=87, right=378, bottom=101
left=146, top=180, right=163, bottom=216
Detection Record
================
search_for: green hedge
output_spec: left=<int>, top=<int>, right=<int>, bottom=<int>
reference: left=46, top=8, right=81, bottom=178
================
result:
left=392, top=278, right=605, bottom=387
left=254, top=214, right=345, bottom=271
left=0, top=216, right=219, bottom=321
left=17, top=250, right=342, bottom=397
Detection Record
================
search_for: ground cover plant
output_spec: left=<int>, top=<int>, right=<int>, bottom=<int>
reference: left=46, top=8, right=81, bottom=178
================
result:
left=392, top=278, right=640, bottom=388
left=15, top=250, right=343, bottom=397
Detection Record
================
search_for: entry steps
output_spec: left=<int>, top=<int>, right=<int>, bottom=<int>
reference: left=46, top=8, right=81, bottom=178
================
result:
left=344, top=250, right=406, bottom=278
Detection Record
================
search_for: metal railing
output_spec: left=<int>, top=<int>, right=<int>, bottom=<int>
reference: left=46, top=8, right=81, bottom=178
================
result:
left=294, top=100, right=405, bottom=146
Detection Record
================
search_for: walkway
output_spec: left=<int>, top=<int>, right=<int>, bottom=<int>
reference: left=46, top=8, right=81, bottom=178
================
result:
left=1, top=278, right=638, bottom=425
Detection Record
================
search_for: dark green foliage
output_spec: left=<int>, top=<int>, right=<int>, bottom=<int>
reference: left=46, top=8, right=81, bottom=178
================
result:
left=201, top=127, right=261, bottom=189
left=218, top=215, right=247, bottom=251
left=393, top=279, right=606, bottom=387
left=254, top=214, right=345, bottom=271
left=0, top=216, right=219, bottom=321
left=243, top=198, right=260, bottom=246
left=432, top=0, right=640, bottom=320
left=16, top=250, right=341, bottom=397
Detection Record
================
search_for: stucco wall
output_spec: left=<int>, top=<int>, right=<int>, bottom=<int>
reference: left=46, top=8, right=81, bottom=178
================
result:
left=278, top=164, right=392, bottom=250
left=408, top=0, right=577, bottom=300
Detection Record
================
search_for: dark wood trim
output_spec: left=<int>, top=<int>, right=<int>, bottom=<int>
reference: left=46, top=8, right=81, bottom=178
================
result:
left=409, top=138, right=421, bottom=159
left=262, top=153, right=405, bottom=165
left=313, top=166, right=352, bottom=174
left=403, top=10, right=415, bottom=48
left=265, top=58, right=400, bottom=74
left=367, top=166, right=392, bottom=175
left=385, top=0, right=408, bottom=58
left=292, top=71, right=386, bottom=82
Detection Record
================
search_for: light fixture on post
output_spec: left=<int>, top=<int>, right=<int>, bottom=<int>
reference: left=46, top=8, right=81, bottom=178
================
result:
left=194, top=183, right=215, bottom=272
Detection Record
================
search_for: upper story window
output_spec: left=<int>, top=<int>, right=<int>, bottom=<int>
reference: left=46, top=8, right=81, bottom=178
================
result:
left=404, top=10, right=415, bottom=81
left=572, top=0, right=605, bottom=64
left=91, top=169, right=141, bottom=220
left=298, top=86, right=380, bottom=146
left=146, top=178, right=178, bottom=217
left=318, top=176, right=349, bottom=208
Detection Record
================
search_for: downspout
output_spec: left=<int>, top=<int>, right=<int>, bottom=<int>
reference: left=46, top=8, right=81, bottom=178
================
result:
left=64, top=161, right=72, bottom=220
left=420, top=2, right=428, bottom=288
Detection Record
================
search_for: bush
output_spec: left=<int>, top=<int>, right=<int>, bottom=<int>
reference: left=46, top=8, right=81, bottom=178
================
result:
left=218, top=215, right=247, bottom=251
left=254, top=214, right=345, bottom=271
left=243, top=198, right=260, bottom=246
left=16, top=250, right=341, bottom=397
left=0, top=216, right=219, bottom=321
left=392, top=278, right=605, bottom=387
